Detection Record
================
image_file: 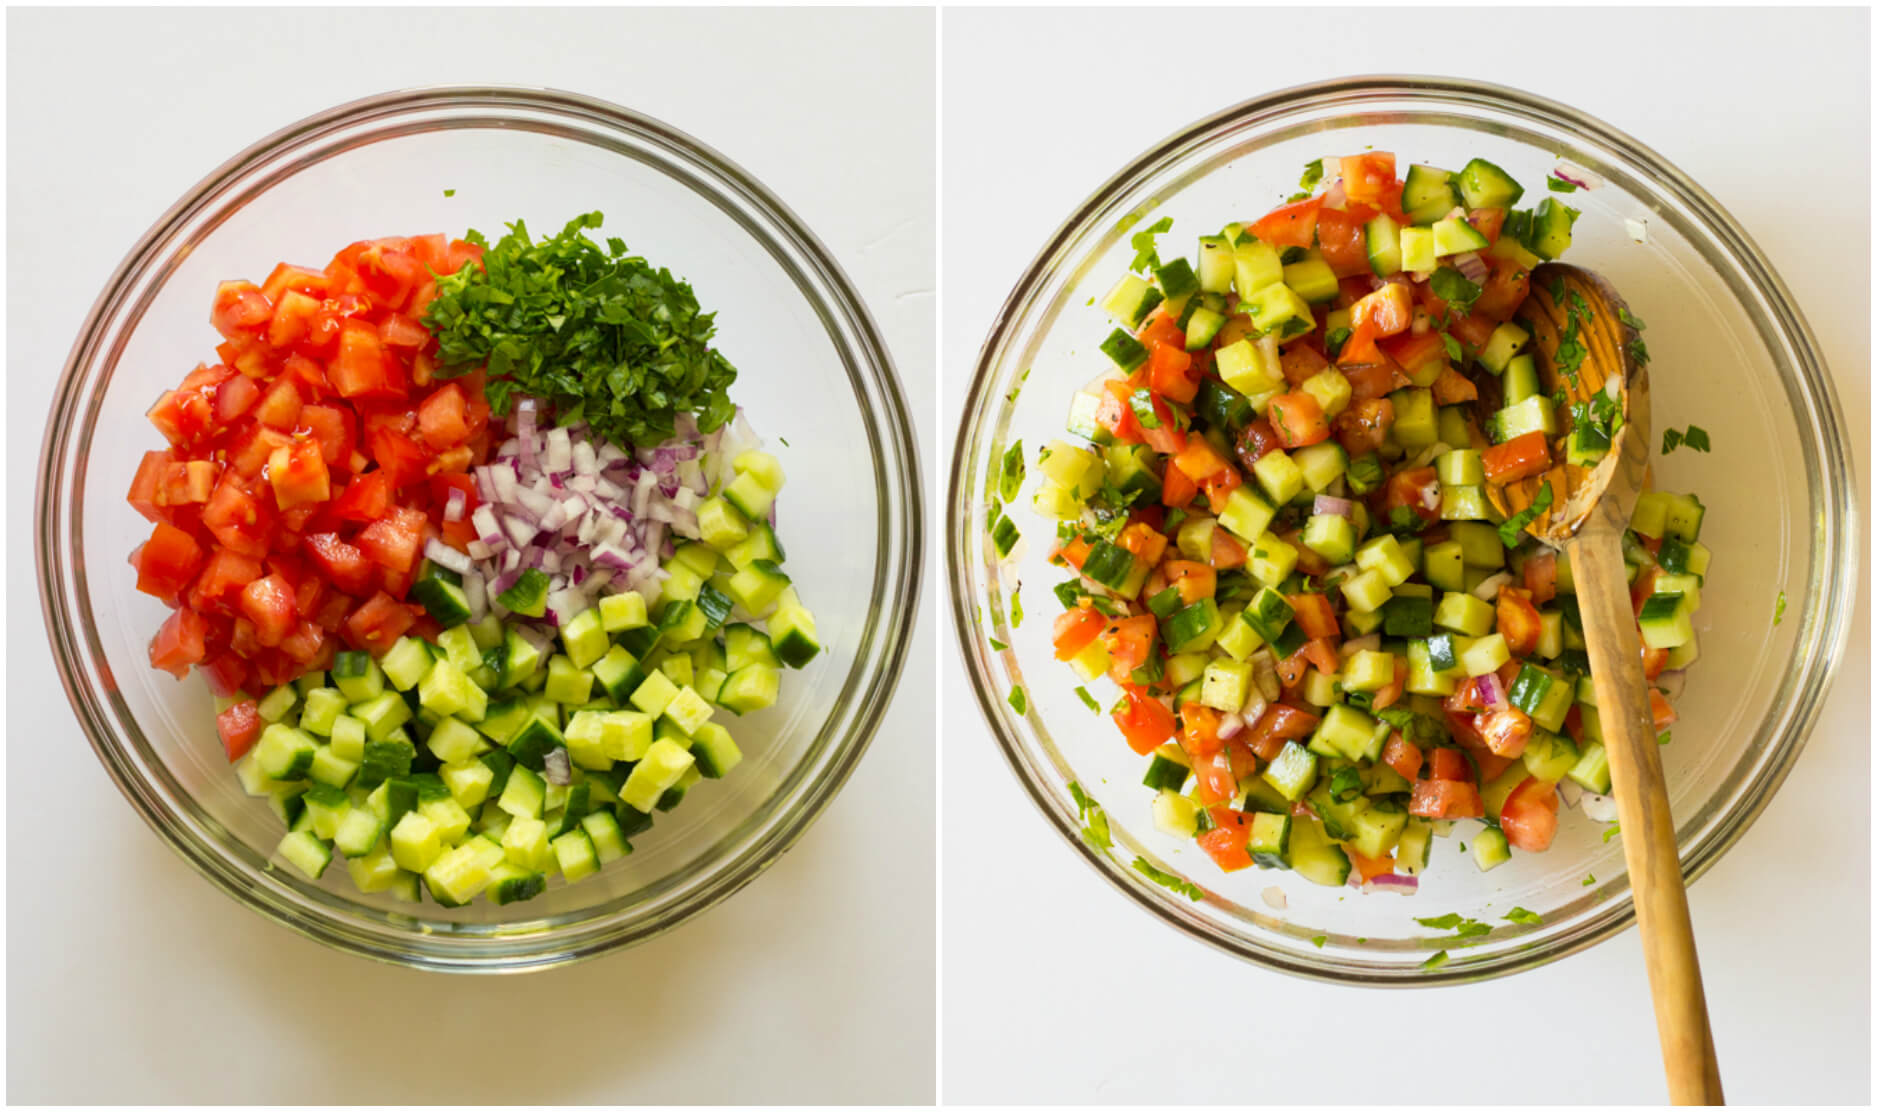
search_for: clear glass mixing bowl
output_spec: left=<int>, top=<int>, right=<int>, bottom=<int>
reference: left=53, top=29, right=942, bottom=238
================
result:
left=949, top=76, right=1856, bottom=984
left=38, top=87, right=923, bottom=971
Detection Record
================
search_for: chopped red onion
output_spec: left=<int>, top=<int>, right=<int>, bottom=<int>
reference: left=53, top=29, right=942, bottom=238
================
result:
left=1580, top=791, right=1619, bottom=823
left=423, top=538, right=472, bottom=576
left=1218, top=712, right=1245, bottom=740
left=516, top=398, right=539, bottom=470
left=1476, top=672, right=1505, bottom=708
left=1313, top=494, right=1357, bottom=520
left=1557, top=779, right=1583, bottom=809
left=1370, top=874, right=1420, bottom=893
left=1552, top=162, right=1602, bottom=191
left=1656, top=670, right=1687, bottom=701
left=542, top=747, right=572, bottom=786
left=1452, top=251, right=1489, bottom=284
left=1239, top=690, right=1269, bottom=733
left=443, top=488, right=467, bottom=523
left=1340, top=634, right=1381, bottom=658
left=1471, top=571, right=1514, bottom=601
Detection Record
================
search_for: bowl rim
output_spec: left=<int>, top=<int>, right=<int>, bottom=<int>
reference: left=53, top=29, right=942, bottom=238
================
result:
left=38, top=84, right=925, bottom=972
left=947, top=73, right=1859, bottom=985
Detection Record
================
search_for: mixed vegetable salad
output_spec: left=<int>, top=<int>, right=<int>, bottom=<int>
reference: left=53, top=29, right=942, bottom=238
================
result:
left=129, top=215, right=820, bottom=906
left=1013, top=153, right=1709, bottom=894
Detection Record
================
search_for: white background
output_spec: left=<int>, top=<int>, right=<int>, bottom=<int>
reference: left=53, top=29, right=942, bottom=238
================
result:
left=941, top=7, right=1870, bottom=1106
left=6, top=7, right=935, bottom=1105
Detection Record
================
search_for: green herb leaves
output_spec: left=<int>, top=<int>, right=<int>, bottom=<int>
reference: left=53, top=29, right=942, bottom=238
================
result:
left=1661, top=425, right=1711, bottom=455
left=1504, top=907, right=1543, bottom=925
left=1133, top=857, right=1204, bottom=901
left=1429, top=267, right=1482, bottom=316
left=1299, top=158, right=1326, bottom=194
left=1774, top=591, right=1787, bottom=626
left=1068, top=782, right=1112, bottom=851
left=1497, top=480, right=1555, bottom=547
left=1416, top=912, right=1492, bottom=939
left=422, top=212, right=738, bottom=450
left=1545, top=175, right=1579, bottom=193
left=1128, top=216, right=1174, bottom=273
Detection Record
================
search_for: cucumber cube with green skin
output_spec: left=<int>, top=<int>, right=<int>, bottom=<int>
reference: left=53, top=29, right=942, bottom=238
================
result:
left=501, top=629, right=544, bottom=688
left=690, top=723, right=742, bottom=778
left=1291, top=442, right=1347, bottom=492
left=543, top=655, right=594, bottom=705
left=1431, top=217, right=1490, bottom=257
left=664, top=686, right=715, bottom=737
left=732, top=449, right=785, bottom=493
left=497, top=764, right=547, bottom=820
left=1398, top=226, right=1437, bottom=273
left=1199, top=660, right=1253, bottom=713
left=1241, top=281, right=1316, bottom=337
left=1435, top=449, right=1485, bottom=488
left=1439, top=485, right=1491, bottom=521
left=599, top=591, right=651, bottom=633
left=1215, top=337, right=1286, bottom=399
left=723, top=472, right=777, bottom=524
left=1250, top=450, right=1304, bottom=506
left=419, top=796, right=474, bottom=845
left=658, top=653, right=695, bottom=690
left=1101, top=273, right=1164, bottom=328
left=1314, top=704, right=1379, bottom=761
left=1448, top=522, right=1506, bottom=569
left=1433, top=592, right=1496, bottom=636
left=581, top=810, right=632, bottom=865
left=1638, top=594, right=1695, bottom=649
left=486, top=862, right=547, bottom=905
left=602, top=711, right=655, bottom=762
left=1151, top=790, right=1201, bottom=839
left=411, top=660, right=480, bottom=722
left=1389, top=388, right=1439, bottom=449
left=724, top=523, right=784, bottom=571
left=556, top=609, right=608, bottom=670
left=502, top=815, right=554, bottom=871
left=436, top=625, right=481, bottom=675
left=1628, top=491, right=1670, bottom=538
left=1473, top=827, right=1512, bottom=872
left=424, top=842, right=497, bottom=905
left=725, top=624, right=779, bottom=671
left=1217, top=487, right=1276, bottom=543
left=1476, top=322, right=1530, bottom=374
left=439, top=760, right=495, bottom=810
left=1355, top=535, right=1416, bottom=588
left=302, top=784, right=350, bottom=840
left=330, top=651, right=385, bottom=703
left=1525, top=198, right=1578, bottom=260
left=726, top=560, right=791, bottom=617
left=1282, top=258, right=1340, bottom=303
left=1232, top=237, right=1284, bottom=298
left=1300, top=368, right=1352, bottom=419
left=277, top=831, right=332, bottom=880
left=332, top=806, right=385, bottom=858
left=1494, top=395, right=1557, bottom=442
left=296, top=688, right=345, bottom=739
left=389, top=812, right=442, bottom=873
left=1262, top=741, right=1319, bottom=802
left=697, top=496, right=751, bottom=550
left=621, top=739, right=696, bottom=812
left=1338, top=568, right=1392, bottom=615
left=1521, top=730, right=1580, bottom=783
left=1301, top=513, right=1356, bottom=566
left=561, top=711, right=610, bottom=771
left=1245, top=812, right=1292, bottom=868
left=307, top=745, right=359, bottom=789
left=1406, top=639, right=1460, bottom=696
left=1568, top=742, right=1613, bottom=794
left=551, top=829, right=599, bottom=882
left=1658, top=493, right=1706, bottom=543
left=1341, top=650, right=1397, bottom=693
left=504, top=712, right=565, bottom=772
left=257, top=684, right=299, bottom=723
left=256, top=724, right=317, bottom=781
left=1365, top=214, right=1403, bottom=278
left=717, top=664, right=780, bottom=714
left=1459, top=633, right=1511, bottom=676
left=342, top=845, right=401, bottom=893
left=1457, top=158, right=1524, bottom=210
left=626, top=669, right=681, bottom=718
left=426, top=716, right=485, bottom=765
left=1248, top=532, right=1299, bottom=588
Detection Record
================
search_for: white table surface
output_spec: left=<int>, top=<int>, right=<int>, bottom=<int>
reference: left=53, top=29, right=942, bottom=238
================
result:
left=5, top=7, right=936, bottom=1105
left=940, top=7, right=1870, bottom=1105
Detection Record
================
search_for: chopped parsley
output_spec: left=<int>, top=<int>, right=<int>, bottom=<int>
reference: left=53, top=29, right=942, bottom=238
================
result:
left=1324, top=326, right=1352, bottom=359
left=1415, top=912, right=1491, bottom=939
left=443, top=188, right=457, bottom=198
left=1545, top=175, right=1579, bottom=193
left=1429, top=267, right=1482, bottom=316
left=988, top=637, right=1007, bottom=651
left=779, top=436, right=790, bottom=447
left=1007, top=686, right=1027, bottom=714
left=1553, top=310, right=1587, bottom=385
left=1497, top=480, right=1555, bottom=547
left=1661, top=425, right=1710, bottom=455
left=1618, top=307, right=1651, bottom=365
left=1299, top=158, right=1326, bottom=194
left=1604, top=823, right=1622, bottom=843
left=1376, top=706, right=1449, bottom=746
left=1311, top=935, right=1328, bottom=949
left=1547, top=274, right=1566, bottom=305
left=423, top=212, right=738, bottom=449
left=1658, top=730, right=1671, bottom=746
left=997, top=440, right=1026, bottom=501
left=1440, top=332, right=1463, bottom=361
left=1009, top=589, right=1024, bottom=629
left=1328, top=765, right=1364, bottom=803
left=1422, top=950, right=1450, bottom=971
left=1074, top=686, right=1100, bottom=713
left=1583, top=873, right=1596, bottom=886
left=1132, top=857, right=1204, bottom=901
left=1774, top=591, right=1787, bottom=626
left=1504, top=907, right=1544, bottom=925
left=1128, top=216, right=1174, bottom=273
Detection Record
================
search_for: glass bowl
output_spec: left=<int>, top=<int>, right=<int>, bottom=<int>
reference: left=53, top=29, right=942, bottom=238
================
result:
left=37, top=87, right=923, bottom=972
left=948, top=76, right=1856, bottom=984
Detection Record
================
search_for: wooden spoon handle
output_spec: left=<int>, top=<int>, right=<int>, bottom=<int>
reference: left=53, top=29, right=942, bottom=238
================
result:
left=1569, top=524, right=1724, bottom=1105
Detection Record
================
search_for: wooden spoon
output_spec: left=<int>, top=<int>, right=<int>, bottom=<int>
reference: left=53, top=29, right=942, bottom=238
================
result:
left=1487, top=262, right=1723, bottom=1105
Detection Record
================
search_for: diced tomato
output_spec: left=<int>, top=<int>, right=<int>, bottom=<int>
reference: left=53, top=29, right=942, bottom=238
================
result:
left=444, top=238, right=485, bottom=276
left=1265, top=392, right=1330, bottom=449
left=1333, top=397, right=1394, bottom=457
left=1382, top=734, right=1424, bottom=781
left=210, top=281, right=273, bottom=338
left=1427, top=747, right=1473, bottom=782
left=279, top=619, right=327, bottom=665
left=301, top=532, right=376, bottom=596
left=1523, top=550, right=1558, bottom=605
left=1649, top=688, right=1679, bottom=732
left=1097, top=379, right=1144, bottom=444
left=1101, top=615, right=1158, bottom=682
left=1378, top=330, right=1448, bottom=382
left=216, top=700, right=262, bottom=761
left=1351, top=282, right=1414, bottom=338
left=366, top=424, right=431, bottom=489
left=1052, top=535, right=1093, bottom=571
left=1288, top=592, right=1340, bottom=640
left=415, top=381, right=472, bottom=447
left=1135, top=399, right=1188, bottom=457
left=355, top=506, right=429, bottom=575
left=133, top=521, right=205, bottom=604
left=1279, top=342, right=1330, bottom=387
left=1208, top=527, right=1248, bottom=570
left=1409, top=777, right=1484, bottom=819
left=1496, top=586, right=1543, bottom=656
left=1340, top=362, right=1409, bottom=404
left=355, top=245, right=424, bottom=309
left=1233, top=417, right=1282, bottom=470
left=1242, top=704, right=1319, bottom=762
left=1113, top=686, right=1177, bottom=754
left=1172, top=438, right=1230, bottom=483
left=146, top=388, right=215, bottom=448
left=1382, top=466, right=1440, bottom=524
left=1483, top=431, right=1551, bottom=485
left=330, top=469, right=394, bottom=523
left=1196, top=809, right=1253, bottom=872
left=1349, top=848, right=1396, bottom=883
left=1249, top=196, right=1321, bottom=249
left=268, top=437, right=331, bottom=510
left=1499, top=777, right=1559, bottom=852
left=1642, top=645, right=1669, bottom=681
left=1448, top=311, right=1498, bottom=350
left=1313, top=207, right=1370, bottom=278
left=200, top=654, right=249, bottom=700
left=213, top=374, right=262, bottom=425
left=1340, top=152, right=1397, bottom=206
left=331, top=321, right=406, bottom=400
left=1144, top=343, right=1199, bottom=405
left=345, top=591, right=418, bottom=654
left=1164, top=561, right=1217, bottom=605
left=148, top=607, right=210, bottom=678
left=1052, top=605, right=1106, bottom=661
left=1372, top=654, right=1408, bottom=712
left=237, top=574, right=297, bottom=647
left=201, top=475, right=272, bottom=558
left=192, top=548, right=264, bottom=611
left=1477, top=705, right=1534, bottom=758
left=1160, top=457, right=1199, bottom=509
left=1472, top=258, right=1531, bottom=322
left=1335, top=323, right=1390, bottom=370
left=1116, top=521, right=1169, bottom=568
left=1429, top=367, right=1479, bottom=406
left=379, top=312, right=430, bottom=351
left=1301, top=637, right=1340, bottom=678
